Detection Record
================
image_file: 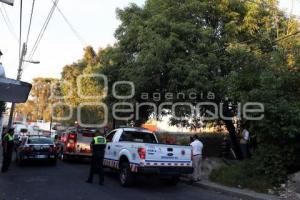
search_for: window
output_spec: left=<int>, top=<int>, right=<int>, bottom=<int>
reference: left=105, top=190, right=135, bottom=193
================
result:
left=120, top=131, right=157, bottom=144
left=27, top=137, right=53, bottom=145
left=106, top=131, right=116, bottom=143
left=20, top=128, right=28, bottom=133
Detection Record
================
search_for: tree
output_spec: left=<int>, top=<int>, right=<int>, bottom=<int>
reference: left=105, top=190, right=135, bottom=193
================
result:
left=58, top=47, right=107, bottom=126
left=53, top=0, right=300, bottom=185
left=102, top=0, right=288, bottom=156
left=99, top=0, right=300, bottom=183
left=16, top=78, right=59, bottom=122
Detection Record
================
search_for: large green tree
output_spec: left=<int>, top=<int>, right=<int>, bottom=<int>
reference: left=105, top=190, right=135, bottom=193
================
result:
left=55, top=0, right=300, bottom=185
left=102, top=0, right=291, bottom=156
left=99, top=0, right=300, bottom=183
left=58, top=46, right=107, bottom=126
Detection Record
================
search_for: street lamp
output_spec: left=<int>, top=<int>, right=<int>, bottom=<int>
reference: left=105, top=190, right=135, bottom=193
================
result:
left=23, top=60, right=40, bottom=64
left=7, top=43, right=40, bottom=128
left=0, top=0, right=14, bottom=6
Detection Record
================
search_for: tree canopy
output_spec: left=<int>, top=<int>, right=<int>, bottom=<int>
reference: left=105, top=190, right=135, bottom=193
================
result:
left=54, top=0, right=300, bottom=186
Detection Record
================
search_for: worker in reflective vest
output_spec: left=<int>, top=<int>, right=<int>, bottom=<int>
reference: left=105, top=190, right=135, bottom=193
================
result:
left=86, top=133, right=106, bottom=185
left=1, top=128, right=14, bottom=173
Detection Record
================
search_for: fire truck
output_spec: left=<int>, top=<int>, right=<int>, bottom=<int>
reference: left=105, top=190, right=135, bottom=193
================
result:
left=59, top=127, right=101, bottom=161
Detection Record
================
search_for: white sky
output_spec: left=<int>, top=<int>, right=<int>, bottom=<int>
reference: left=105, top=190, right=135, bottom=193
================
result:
left=0, top=0, right=298, bottom=83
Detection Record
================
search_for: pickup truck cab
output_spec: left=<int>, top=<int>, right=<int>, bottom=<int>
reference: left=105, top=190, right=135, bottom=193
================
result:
left=104, top=127, right=193, bottom=186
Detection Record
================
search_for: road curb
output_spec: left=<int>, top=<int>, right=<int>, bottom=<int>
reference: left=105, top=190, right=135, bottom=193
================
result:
left=180, top=178, right=279, bottom=200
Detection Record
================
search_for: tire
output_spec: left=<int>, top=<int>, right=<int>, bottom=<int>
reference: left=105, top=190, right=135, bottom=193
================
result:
left=161, top=176, right=180, bottom=186
left=50, top=159, right=57, bottom=166
left=119, top=161, right=134, bottom=187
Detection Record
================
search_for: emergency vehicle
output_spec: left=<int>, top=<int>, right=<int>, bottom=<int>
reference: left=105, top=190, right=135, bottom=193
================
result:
left=103, top=127, right=193, bottom=187
left=59, top=127, right=100, bottom=161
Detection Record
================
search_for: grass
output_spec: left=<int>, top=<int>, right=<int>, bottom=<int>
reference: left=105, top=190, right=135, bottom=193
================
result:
left=209, top=161, right=274, bottom=193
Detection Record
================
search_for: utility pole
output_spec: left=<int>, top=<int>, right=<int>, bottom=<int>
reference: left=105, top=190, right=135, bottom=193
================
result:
left=7, top=43, right=27, bottom=128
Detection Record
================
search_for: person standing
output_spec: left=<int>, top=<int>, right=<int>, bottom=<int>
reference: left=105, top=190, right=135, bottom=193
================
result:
left=240, top=124, right=250, bottom=160
left=1, top=128, right=14, bottom=173
left=190, top=135, right=203, bottom=182
left=86, top=133, right=106, bottom=185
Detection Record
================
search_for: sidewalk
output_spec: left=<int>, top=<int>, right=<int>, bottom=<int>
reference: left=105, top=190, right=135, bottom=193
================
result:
left=180, top=176, right=279, bottom=200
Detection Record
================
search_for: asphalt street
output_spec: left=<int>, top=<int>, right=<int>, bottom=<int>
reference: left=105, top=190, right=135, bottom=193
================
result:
left=0, top=156, right=236, bottom=200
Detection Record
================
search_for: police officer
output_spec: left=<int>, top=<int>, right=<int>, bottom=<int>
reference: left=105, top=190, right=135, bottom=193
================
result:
left=86, top=132, right=106, bottom=185
left=1, top=128, right=14, bottom=173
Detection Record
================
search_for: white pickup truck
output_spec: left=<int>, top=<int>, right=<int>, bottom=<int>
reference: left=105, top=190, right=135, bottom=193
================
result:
left=103, top=127, right=193, bottom=186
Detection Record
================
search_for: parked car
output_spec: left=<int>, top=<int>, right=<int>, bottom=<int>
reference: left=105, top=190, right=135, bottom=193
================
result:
left=59, top=127, right=100, bottom=161
left=16, top=135, right=58, bottom=166
left=103, top=127, right=193, bottom=187
left=13, top=124, right=28, bottom=141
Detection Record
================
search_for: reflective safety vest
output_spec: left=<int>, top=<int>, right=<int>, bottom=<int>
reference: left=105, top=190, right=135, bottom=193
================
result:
left=4, top=133, right=13, bottom=142
left=93, top=136, right=106, bottom=145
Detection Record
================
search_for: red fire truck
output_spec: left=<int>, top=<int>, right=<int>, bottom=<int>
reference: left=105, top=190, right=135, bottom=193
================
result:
left=59, top=127, right=101, bottom=161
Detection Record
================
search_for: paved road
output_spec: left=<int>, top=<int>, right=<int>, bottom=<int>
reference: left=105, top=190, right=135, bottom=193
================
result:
left=0, top=158, right=235, bottom=200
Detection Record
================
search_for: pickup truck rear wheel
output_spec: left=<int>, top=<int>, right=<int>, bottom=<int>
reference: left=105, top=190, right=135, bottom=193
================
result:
left=119, top=162, right=134, bottom=187
left=161, top=176, right=180, bottom=186
left=50, top=159, right=57, bottom=166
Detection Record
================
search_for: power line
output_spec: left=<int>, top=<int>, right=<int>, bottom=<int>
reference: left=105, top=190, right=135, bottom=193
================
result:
left=19, top=0, right=23, bottom=63
left=199, top=30, right=300, bottom=56
left=1, top=4, right=16, bottom=35
left=27, top=0, right=59, bottom=61
left=27, top=0, right=56, bottom=60
left=50, top=0, right=86, bottom=46
left=25, top=0, right=36, bottom=45
left=0, top=6, right=18, bottom=41
left=0, top=4, right=18, bottom=41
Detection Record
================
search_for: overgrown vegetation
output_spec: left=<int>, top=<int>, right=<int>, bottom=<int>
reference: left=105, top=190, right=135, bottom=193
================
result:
left=210, top=161, right=274, bottom=193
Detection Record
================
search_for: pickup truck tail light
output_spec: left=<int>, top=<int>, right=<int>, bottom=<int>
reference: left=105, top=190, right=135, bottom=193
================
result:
left=138, top=147, right=146, bottom=160
left=67, top=142, right=75, bottom=150
left=68, top=133, right=77, bottom=142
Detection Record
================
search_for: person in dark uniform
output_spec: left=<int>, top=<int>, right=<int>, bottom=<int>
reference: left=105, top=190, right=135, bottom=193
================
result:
left=1, top=128, right=14, bottom=173
left=86, top=133, right=106, bottom=185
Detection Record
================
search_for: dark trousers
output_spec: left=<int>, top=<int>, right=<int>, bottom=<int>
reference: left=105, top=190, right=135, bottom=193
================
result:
left=87, top=156, right=104, bottom=184
left=240, top=143, right=249, bottom=160
left=2, top=149, right=13, bottom=172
